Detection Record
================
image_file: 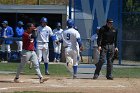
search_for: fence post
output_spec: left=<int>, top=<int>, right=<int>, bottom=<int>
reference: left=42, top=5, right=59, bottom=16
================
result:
left=69, top=0, right=72, bottom=19
left=118, top=0, right=123, bottom=65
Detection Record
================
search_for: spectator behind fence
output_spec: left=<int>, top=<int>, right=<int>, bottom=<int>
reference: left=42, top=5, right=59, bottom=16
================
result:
left=15, top=21, right=24, bottom=58
left=0, top=20, right=14, bottom=62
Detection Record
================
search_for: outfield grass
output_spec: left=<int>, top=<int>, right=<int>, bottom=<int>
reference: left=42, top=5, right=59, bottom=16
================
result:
left=0, top=63, right=71, bottom=77
left=101, top=67, right=140, bottom=78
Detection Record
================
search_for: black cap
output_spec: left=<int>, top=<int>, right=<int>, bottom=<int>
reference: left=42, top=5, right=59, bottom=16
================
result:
left=107, top=18, right=113, bottom=23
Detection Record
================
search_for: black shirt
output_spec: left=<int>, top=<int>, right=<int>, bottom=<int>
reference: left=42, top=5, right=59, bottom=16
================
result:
left=97, top=25, right=117, bottom=47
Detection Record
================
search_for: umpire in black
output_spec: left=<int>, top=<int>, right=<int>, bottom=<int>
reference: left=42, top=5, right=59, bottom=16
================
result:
left=93, top=18, right=118, bottom=80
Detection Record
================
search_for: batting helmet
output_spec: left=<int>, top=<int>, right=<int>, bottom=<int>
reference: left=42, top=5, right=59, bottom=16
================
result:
left=40, top=17, right=48, bottom=23
left=18, top=21, right=24, bottom=25
left=67, top=19, right=74, bottom=28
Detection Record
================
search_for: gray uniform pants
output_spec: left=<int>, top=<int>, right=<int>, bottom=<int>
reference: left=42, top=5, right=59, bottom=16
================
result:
left=94, top=45, right=115, bottom=77
left=15, top=49, right=43, bottom=79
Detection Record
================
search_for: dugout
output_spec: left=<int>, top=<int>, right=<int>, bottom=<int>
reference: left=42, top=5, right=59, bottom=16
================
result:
left=0, top=5, right=67, bottom=62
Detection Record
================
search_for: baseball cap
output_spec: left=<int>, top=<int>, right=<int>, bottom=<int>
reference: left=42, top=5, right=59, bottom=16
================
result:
left=18, top=21, right=24, bottom=25
left=2, top=20, right=8, bottom=25
left=107, top=18, right=113, bottom=23
left=40, top=17, right=48, bottom=23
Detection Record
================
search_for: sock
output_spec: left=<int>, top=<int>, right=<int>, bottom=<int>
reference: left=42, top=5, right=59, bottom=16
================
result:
left=7, top=52, right=11, bottom=61
left=73, top=66, right=78, bottom=75
left=38, top=61, right=40, bottom=67
left=44, top=63, right=48, bottom=72
left=2, top=52, right=5, bottom=60
left=54, top=52, right=57, bottom=60
left=57, top=53, right=60, bottom=60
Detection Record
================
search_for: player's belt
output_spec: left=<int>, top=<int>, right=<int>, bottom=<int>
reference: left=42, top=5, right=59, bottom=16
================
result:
left=24, top=49, right=34, bottom=51
left=38, top=42, right=48, bottom=44
left=64, top=46, right=68, bottom=48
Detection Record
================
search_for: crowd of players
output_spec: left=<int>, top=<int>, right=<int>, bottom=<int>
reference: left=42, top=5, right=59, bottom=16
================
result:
left=0, top=17, right=83, bottom=83
left=0, top=17, right=118, bottom=83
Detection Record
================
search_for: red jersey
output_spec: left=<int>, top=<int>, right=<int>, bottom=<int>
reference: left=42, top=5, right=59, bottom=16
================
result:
left=22, top=32, right=35, bottom=51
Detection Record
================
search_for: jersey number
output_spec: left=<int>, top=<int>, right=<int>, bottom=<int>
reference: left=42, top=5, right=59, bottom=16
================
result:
left=66, top=33, right=70, bottom=40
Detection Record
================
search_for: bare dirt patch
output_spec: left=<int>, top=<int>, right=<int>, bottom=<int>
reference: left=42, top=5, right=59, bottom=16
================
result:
left=0, top=75, right=140, bottom=93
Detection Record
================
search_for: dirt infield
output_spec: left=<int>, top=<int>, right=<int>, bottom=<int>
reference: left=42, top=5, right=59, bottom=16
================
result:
left=0, top=75, right=140, bottom=93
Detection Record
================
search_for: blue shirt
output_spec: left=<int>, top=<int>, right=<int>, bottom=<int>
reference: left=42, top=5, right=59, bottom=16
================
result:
left=15, top=27, right=24, bottom=37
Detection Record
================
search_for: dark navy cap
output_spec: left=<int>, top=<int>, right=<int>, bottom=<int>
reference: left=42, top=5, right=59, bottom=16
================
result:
left=107, top=19, right=113, bottom=23
left=2, top=20, right=8, bottom=25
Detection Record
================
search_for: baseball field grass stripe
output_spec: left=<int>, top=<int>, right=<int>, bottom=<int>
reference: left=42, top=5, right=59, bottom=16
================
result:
left=0, top=63, right=71, bottom=77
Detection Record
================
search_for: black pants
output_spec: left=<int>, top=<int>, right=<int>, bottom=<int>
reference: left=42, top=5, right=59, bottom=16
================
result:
left=94, top=45, right=115, bottom=78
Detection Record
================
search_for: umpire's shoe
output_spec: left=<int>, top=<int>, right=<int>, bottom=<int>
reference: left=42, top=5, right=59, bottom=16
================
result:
left=106, top=77, right=114, bottom=80
left=14, top=78, right=22, bottom=83
left=93, top=74, right=98, bottom=79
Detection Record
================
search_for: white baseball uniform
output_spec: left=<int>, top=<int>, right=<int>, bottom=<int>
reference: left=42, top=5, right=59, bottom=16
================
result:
left=61, top=28, right=81, bottom=66
left=53, top=28, right=63, bottom=54
left=36, top=25, right=53, bottom=63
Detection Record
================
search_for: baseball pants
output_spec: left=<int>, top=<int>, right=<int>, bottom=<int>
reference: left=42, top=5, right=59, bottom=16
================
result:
left=15, top=50, right=43, bottom=79
left=65, top=47, right=79, bottom=66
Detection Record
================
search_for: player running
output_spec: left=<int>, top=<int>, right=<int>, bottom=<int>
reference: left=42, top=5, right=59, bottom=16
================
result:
left=60, top=19, right=83, bottom=79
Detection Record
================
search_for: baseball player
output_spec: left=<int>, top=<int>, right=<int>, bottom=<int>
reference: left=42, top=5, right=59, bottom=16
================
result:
left=91, top=27, right=100, bottom=65
left=1, top=20, right=14, bottom=62
left=36, top=17, right=56, bottom=75
left=14, top=23, right=48, bottom=83
left=15, top=21, right=24, bottom=58
left=60, top=19, right=83, bottom=79
left=53, top=22, right=63, bottom=62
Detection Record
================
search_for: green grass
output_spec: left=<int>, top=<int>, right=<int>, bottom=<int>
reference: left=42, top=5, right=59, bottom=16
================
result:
left=101, top=67, right=140, bottom=78
left=0, top=63, right=71, bottom=77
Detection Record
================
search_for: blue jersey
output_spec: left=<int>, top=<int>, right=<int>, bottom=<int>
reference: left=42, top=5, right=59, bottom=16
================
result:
left=15, top=27, right=24, bottom=37
left=1, top=26, right=14, bottom=44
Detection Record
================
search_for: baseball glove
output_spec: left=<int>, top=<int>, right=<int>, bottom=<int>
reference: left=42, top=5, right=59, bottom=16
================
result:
left=113, top=50, right=119, bottom=59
